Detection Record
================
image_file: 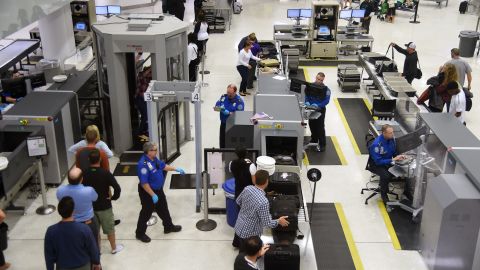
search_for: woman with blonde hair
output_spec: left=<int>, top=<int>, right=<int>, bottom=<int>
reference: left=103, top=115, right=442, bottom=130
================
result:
left=419, top=63, right=459, bottom=112
left=68, top=125, right=113, bottom=157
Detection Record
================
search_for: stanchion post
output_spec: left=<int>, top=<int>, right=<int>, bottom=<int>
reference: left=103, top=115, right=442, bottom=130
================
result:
left=196, top=171, right=217, bottom=231
left=36, top=158, right=56, bottom=215
left=409, top=1, right=421, bottom=24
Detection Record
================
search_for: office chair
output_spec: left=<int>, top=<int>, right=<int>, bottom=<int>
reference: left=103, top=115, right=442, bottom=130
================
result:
left=372, top=99, right=396, bottom=120
left=361, top=134, right=400, bottom=205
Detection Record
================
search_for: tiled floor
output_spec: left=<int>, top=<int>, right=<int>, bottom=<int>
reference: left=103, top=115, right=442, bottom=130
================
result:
left=4, top=0, right=480, bottom=269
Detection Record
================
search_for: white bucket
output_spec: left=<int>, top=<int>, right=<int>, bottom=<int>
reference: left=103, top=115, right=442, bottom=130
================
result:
left=0, top=157, right=8, bottom=171
left=256, top=156, right=276, bottom=176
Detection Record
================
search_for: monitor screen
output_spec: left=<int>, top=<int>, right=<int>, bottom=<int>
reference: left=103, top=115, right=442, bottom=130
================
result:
left=305, top=83, right=326, bottom=99
left=339, top=9, right=352, bottom=19
left=318, top=25, right=330, bottom=35
left=95, top=6, right=108, bottom=15
left=300, top=9, right=312, bottom=18
left=107, top=5, right=121, bottom=14
left=290, top=78, right=307, bottom=93
left=26, top=73, right=46, bottom=88
left=352, top=9, right=366, bottom=18
left=395, top=125, right=428, bottom=154
left=1, top=77, right=26, bottom=99
left=287, top=9, right=301, bottom=18
left=75, top=22, right=86, bottom=31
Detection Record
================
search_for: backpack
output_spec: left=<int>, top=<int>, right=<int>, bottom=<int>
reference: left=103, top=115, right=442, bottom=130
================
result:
left=459, top=1, right=468, bottom=14
left=233, top=0, right=242, bottom=14
left=428, top=86, right=445, bottom=111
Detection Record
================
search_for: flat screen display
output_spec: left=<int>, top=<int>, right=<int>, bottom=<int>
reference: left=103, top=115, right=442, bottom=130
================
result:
left=287, top=9, right=301, bottom=18
left=75, top=22, right=86, bottom=31
left=352, top=9, right=366, bottom=18
left=300, top=9, right=312, bottom=18
left=339, top=9, right=352, bottom=19
left=95, top=6, right=108, bottom=15
left=107, top=5, right=121, bottom=14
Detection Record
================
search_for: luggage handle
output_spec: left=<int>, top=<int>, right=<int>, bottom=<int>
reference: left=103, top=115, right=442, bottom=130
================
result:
left=385, top=44, right=394, bottom=61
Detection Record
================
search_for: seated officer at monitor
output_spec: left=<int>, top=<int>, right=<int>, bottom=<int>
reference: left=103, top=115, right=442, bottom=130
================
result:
left=368, top=124, right=407, bottom=203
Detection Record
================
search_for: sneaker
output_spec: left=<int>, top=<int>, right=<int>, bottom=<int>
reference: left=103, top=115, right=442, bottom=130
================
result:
left=164, top=225, right=182, bottom=234
left=136, top=234, right=151, bottom=243
left=114, top=219, right=121, bottom=226
left=111, top=244, right=124, bottom=254
left=315, top=145, right=325, bottom=152
left=245, top=92, right=251, bottom=95
left=240, top=92, right=246, bottom=96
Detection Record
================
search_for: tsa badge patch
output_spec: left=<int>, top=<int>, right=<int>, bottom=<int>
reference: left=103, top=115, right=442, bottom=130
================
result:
left=374, top=146, right=379, bottom=153
left=237, top=104, right=243, bottom=110
left=141, top=168, right=148, bottom=175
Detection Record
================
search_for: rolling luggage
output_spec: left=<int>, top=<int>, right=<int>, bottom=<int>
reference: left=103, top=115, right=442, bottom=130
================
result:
left=268, top=172, right=300, bottom=195
left=459, top=1, right=468, bottom=14
left=270, top=195, right=299, bottom=232
left=264, top=244, right=300, bottom=270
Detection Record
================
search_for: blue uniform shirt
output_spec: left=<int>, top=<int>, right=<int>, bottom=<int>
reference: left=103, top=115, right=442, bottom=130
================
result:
left=305, top=84, right=331, bottom=108
left=215, top=94, right=245, bottom=123
left=137, top=154, right=167, bottom=190
left=369, top=134, right=397, bottom=166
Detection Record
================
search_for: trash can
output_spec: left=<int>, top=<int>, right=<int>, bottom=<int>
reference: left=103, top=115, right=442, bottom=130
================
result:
left=458, top=31, right=480, bottom=57
left=222, top=178, right=238, bottom=227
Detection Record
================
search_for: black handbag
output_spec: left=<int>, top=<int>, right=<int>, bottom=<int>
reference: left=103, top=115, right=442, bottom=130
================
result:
left=376, top=45, right=398, bottom=76
left=415, top=59, right=423, bottom=79
left=0, top=222, right=8, bottom=251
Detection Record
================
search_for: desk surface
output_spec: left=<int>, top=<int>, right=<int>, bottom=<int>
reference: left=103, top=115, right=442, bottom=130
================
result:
left=337, top=34, right=374, bottom=41
left=420, top=113, right=480, bottom=148
left=274, top=33, right=311, bottom=41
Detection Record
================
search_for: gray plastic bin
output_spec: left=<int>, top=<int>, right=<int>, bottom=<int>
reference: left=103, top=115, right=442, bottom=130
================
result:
left=459, top=31, right=480, bottom=57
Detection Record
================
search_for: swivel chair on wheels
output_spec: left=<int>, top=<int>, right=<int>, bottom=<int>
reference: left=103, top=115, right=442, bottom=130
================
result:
left=360, top=134, right=400, bottom=205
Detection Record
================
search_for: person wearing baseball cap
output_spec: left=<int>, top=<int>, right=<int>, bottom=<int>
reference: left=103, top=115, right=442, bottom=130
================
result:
left=390, top=41, right=419, bottom=84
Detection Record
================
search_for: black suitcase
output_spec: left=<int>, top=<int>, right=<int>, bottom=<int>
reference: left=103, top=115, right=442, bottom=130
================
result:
left=264, top=244, right=300, bottom=270
left=268, top=172, right=300, bottom=195
left=459, top=1, right=468, bottom=13
left=268, top=194, right=301, bottom=209
left=270, top=196, right=299, bottom=232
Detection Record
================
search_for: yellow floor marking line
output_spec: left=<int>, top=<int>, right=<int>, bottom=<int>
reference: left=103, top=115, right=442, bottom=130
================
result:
left=333, top=98, right=361, bottom=155
left=377, top=200, right=402, bottom=250
left=331, top=136, right=348, bottom=165
left=335, top=203, right=365, bottom=270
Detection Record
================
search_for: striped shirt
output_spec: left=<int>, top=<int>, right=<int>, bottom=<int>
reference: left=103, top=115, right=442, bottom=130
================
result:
left=234, top=185, right=278, bottom=238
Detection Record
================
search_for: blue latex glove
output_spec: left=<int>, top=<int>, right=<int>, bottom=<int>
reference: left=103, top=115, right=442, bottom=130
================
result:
left=152, top=194, right=159, bottom=204
left=175, top=168, right=185, bottom=175
left=304, top=102, right=311, bottom=106
left=311, top=103, right=319, bottom=108
left=222, top=109, right=230, bottom=116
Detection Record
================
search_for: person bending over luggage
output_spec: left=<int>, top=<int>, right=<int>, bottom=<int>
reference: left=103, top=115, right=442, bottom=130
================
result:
left=368, top=124, right=409, bottom=204
left=390, top=42, right=419, bottom=84
left=230, top=147, right=256, bottom=200
left=232, top=170, right=289, bottom=250
left=234, top=236, right=269, bottom=270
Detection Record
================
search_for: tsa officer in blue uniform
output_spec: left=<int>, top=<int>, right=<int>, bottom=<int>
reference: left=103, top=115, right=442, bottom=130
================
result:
left=135, top=142, right=186, bottom=243
left=368, top=124, right=406, bottom=203
left=214, top=84, right=245, bottom=148
left=305, top=72, right=331, bottom=152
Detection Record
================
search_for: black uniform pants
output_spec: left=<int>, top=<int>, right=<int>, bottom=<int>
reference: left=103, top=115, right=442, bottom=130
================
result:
left=189, top=61, right=198, bottom=82
left=135, top=95, right=148, bottom=135
left=237, top=65, right=249, bottom=93
left=220, top=122, right=226, bottom=148
left=368, top=164, right=393, bottom=201
left=308, top=107, right=326, bottom=147
left=232, top=233, right=247, bottom=253
left=405, top=74, right=414, bottom=84
left=136, top=185, right=174, bottom=236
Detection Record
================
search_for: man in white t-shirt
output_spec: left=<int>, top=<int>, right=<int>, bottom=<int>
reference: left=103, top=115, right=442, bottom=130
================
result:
left=447, top=82, right=466, bottom=124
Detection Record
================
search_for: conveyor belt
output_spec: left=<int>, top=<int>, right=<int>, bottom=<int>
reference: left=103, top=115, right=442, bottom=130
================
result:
left=0, top=39, right=40, bottom=74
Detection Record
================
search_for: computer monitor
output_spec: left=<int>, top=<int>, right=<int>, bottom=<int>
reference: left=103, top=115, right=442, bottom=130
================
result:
left=74, top=22, right=86, bottom=31
left=318, top=25, right=330, bottom=36
left=300, top=9, right=312, bottom=18
left=287, top=9, right=301, bottom=18
left=290, top=78, right=307, bottom=94
left=395, top=125, right=428, bottom=154
left=339, top=9, right=352, bottom=20
left=107, top=5, right=121, bottom=14
left=26, top=73, right=46, bottom=89
left=95, top=6, right=108, bottom=15
left=0, top=77, right=26, bottom=99
left=305, top=83, right=326, bottom=99
left=352, top=9, right=366, bottom=18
